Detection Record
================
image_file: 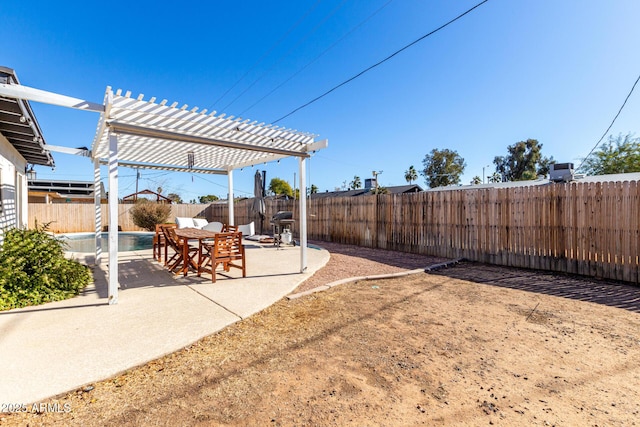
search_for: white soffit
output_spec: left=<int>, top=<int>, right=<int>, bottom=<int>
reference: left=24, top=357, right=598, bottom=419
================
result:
left=91, top=88, right=326, bottom=173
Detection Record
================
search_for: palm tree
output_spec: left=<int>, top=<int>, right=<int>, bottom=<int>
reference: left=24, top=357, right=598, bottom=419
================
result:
left=471, top=176, right=482, bottom=185
left=488, top=172, right=502, bottom=183
left=350, top=175, right=362, bottom=190
left=405, top=166, right=418, bottom=184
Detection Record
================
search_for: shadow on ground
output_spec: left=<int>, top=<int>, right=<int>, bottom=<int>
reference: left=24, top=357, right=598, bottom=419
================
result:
left=431, top=261, right=640, bottom=314
left=309, top=240, right=449, bottom=270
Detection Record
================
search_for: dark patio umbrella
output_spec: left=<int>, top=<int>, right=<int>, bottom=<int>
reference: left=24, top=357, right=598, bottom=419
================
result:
left=251, top=170, right=266, bottom=234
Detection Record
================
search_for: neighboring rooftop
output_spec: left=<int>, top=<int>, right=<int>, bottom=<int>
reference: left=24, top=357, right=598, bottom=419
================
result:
left=122, top=189, right=173, bottom=204
left=28, top=179, right=103, bottom=203
left=311, top=183, right=423, bottom=199
left=0, top=66, right=54, bottom=167
left=426, top=172, right=640, bottom=192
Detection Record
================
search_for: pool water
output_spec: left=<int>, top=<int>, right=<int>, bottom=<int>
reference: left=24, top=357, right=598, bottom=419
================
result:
left=59, top=232, right=154, bottom=252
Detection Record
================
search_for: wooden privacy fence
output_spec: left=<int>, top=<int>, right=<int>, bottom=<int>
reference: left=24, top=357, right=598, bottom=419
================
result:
left=27, top=199, right=296, bottom=234
left=304, top=182, right=639, bottom=284
left=28, top=181, right=640, bottom=284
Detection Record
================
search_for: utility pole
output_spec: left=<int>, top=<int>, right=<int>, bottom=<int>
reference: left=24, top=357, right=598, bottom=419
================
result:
left=372, top=170, right=383, bottom=194
left=135, top=168, right=140, bottom=201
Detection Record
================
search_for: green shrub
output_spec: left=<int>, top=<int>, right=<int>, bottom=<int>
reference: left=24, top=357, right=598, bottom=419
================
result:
left=0, top=223, right=92, bottom=311
left=130, top=200, right=172, bottom=231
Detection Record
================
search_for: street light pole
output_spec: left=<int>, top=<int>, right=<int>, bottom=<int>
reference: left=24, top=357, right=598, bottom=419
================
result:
left=482, top=165, right=489, bottom=184
left=372, top=170, right=383, bottom=194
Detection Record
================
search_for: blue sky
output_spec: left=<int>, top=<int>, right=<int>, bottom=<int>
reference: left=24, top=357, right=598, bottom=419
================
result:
left=2, top=0, right=639, bottom=200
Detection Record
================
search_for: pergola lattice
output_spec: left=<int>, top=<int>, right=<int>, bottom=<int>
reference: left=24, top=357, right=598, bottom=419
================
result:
left=0, top=81, right=328, bottom=304
left=92, top=88, right=324, bottom=173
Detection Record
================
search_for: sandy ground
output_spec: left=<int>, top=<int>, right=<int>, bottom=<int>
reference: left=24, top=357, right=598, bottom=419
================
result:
left=2, top=242, right=640, bottom=426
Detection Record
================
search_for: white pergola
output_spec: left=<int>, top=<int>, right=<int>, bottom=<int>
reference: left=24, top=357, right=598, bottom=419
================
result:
left=0, top=83, right=328, bottom=305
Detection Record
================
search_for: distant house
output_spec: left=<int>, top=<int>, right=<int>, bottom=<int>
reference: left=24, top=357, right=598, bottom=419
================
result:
left=425, top=170, right=640, bottom=192
left=0, top=66, right=54, bottom=241
left=122, top=189, right=173, bottom=204
left=310, top=180, right=423, bottom=199
left=28, top=179, right=105, bottom=203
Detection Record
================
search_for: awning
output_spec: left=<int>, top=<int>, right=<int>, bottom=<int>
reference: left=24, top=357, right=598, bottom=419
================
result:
left=0, top=66, right=54, bottom=167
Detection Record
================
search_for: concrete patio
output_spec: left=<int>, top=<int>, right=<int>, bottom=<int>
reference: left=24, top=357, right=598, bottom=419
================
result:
left=0, top=242, right=329, bottom=405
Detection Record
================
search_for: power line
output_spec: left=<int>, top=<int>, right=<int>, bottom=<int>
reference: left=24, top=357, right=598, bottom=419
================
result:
left=240, top=0, right=395, bottom=116
left=191, top=173, right=254, bottom=196
left=272, top=0, right=491, bottom=124
left=221, top=0, right=348, bottom=112
left=210, top=0, right=322, bottom=110
left=577, top=71, right=640, bottom=170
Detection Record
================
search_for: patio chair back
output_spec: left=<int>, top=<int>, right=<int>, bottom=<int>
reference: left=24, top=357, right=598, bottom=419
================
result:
left=164, top=226, right=198, bottom=273
left=198, top=231, right=246, bottom=282
left=223, top=224, right=238, bottom=233
left=153, top=223, right=174, bottom=262
left=160, top=224, right=179, bottom=267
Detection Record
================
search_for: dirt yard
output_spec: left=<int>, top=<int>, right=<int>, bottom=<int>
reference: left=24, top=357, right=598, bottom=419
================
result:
left=3, top=244, right=640, bottom=426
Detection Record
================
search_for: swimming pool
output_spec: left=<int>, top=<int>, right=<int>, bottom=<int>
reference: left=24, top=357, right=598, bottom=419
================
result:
left=58, top=232, right=154, bottom=253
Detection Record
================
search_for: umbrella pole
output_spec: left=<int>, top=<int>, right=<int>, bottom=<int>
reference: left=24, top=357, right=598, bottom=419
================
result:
left=261, top=170, right=267, bottom=235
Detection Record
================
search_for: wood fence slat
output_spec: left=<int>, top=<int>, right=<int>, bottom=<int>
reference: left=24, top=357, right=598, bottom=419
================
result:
left=27, top=180, right=640, bottom=284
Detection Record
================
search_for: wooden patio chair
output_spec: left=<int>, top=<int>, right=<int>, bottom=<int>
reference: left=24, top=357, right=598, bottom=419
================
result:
left=223, top=224, right=238, bottom=233
left=153, top=223, right=173, bottom=262
left=163, top=225, right=198, bottom=273
left=197, top=231, right=246, bottom=283
left=160, top=224, right=178, bottom=266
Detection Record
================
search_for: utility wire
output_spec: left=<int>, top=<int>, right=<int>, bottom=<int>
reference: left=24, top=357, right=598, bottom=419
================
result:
left=577, top=71, right=640, bottom=170
left=222, top=0, right=348, bottom=112
left=210, top=0, right=322, bottom=109
left=192, top=173, right=253, bottom=196
left=273, top=0, right=490, bottom=124
left=240, top=0, right=395, bottom=116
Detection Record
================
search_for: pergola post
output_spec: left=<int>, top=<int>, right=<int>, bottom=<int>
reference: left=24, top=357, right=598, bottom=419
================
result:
left=227, top=170, right=234, bottom=225
left=298, top=157, right=307, bottom=272
left=107, top=132, right=119, bottom=304
left=93, top=158, right=102, bottom=266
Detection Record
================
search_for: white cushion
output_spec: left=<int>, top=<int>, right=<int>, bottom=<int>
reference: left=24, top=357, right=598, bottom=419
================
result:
left=238, top=221, right=255, bottom=236
left=175, top=217, right=194, bottom=228
left=192, top=218, right=209, bottom=229
left=202, top=221, right=223, bottom=232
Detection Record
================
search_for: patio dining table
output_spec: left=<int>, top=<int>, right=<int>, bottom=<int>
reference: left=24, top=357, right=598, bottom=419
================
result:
left=173, top=227, right=219, bottom=276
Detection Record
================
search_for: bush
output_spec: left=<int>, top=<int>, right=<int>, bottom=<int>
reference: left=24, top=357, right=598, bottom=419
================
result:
left=129, top=200, right=171, bottom=231
left=0, top=223, right=92, bottom=311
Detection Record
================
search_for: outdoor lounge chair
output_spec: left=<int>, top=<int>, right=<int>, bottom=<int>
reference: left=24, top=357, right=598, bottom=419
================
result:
left=237, top=221, right=255, bottom=237
left=197, top=231, right=246, bottom=283
left=202, top=221, right=223, bottom=232
left=175, top=217, right=211, bottom=229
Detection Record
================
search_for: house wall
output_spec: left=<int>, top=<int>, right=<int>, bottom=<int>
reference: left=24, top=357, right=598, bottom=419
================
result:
left=0, top=133, right=28, bottom=243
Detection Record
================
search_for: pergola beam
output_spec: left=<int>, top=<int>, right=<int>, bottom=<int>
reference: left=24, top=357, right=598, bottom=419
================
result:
left=106, top=122, right=311, bottom=159
left=46, top=144, right=92, bottom=157
left=0, top=83, right=105, bottom=113
left=304, top=138, right=329, bottom=153
left=97, top=160, right=228, bottom=175
left=228, top=153, right=291, bottom=171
